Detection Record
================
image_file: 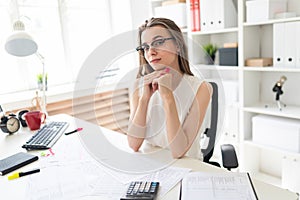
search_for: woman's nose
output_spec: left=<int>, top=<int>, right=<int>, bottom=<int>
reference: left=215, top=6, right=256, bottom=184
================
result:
left=148, top=46, right=157, bottom=55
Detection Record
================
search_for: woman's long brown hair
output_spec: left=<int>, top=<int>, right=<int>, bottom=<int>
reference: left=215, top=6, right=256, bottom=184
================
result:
left=136, top=17, right=193, bottom=78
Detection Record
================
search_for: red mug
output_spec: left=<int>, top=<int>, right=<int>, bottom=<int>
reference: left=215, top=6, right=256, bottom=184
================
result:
left=24, top=111, right=47, bottom=131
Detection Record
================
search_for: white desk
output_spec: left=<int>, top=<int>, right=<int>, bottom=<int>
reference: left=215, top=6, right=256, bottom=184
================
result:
left=0, top=114, right=298, bottom=200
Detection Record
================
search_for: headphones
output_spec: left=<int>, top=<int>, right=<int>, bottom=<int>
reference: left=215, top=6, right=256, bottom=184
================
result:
left=18, top=110, right=29, bottom=127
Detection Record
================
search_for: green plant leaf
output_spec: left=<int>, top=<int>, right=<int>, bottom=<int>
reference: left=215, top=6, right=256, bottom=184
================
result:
left=203, top=43, right=218, bottom=56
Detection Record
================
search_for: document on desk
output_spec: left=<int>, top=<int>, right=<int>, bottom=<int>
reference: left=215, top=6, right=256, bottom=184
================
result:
left=22, top=130, right=187, bottom=200
left=181, top=171, right=258, bottom=200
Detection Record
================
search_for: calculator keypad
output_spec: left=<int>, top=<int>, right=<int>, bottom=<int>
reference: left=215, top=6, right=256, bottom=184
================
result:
left=121, top=181, right=159, bottom=200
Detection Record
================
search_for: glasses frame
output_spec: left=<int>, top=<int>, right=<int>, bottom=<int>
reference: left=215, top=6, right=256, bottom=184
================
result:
left=136, top=37, right=175, bottom=52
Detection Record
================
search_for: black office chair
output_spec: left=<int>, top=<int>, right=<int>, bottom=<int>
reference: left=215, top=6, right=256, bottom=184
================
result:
left=201, top=82, right=239, bottom=171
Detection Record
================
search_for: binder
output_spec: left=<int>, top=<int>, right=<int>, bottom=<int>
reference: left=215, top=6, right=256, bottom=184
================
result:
left=274, top=22, right=300, bottom=68
left=284, top=22, right=297, bottom=68
left=194, top=0, right=200, bottom=31
left=282, top=156, right=300, bottom=193
left=190, top=0, right=196, bottom=31
left=200, top=0, right=210, bottom=31
left=216, top=0, right=237, bottom=30
left=200, top=0, right=237, bottom=31
left=190, top=0, right=200, bottom=32
left=296, top=22, right=300, bottom=68
left=273, top=23, right=285, bottom=67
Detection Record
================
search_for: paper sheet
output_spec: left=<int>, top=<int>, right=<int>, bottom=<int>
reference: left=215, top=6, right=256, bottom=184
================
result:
left=25, top=126, right=191, bottom=199
left=27, top=155, right=190, bottom=200
left=181, top=172, right=258, bottom=200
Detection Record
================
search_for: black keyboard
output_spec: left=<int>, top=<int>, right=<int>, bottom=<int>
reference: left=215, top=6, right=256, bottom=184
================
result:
left=22, top=121, right=69, bottom=150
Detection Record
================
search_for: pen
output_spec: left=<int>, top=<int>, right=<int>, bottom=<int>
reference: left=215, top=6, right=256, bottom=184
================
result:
left=8, top=168, right=40, bottom=180
left=65, top=127, right=83, bottom=135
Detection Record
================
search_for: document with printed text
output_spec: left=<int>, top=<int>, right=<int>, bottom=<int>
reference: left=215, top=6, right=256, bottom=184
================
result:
left=181, top=171, right=258, bottom=200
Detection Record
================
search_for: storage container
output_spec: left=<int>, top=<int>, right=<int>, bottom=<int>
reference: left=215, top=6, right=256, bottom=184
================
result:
left=246, top=0, right=287, bottom=23
left=219, top=47, right=238, bottom=66
left=252, top=114, right=300, bottom=153
left=154, top=3, right=187, bottom=28
left=282, top=156, right=300, bottom=193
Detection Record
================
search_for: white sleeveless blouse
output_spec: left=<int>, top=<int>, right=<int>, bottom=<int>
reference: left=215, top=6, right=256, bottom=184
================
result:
left=144, top=74, right=208, bottom=160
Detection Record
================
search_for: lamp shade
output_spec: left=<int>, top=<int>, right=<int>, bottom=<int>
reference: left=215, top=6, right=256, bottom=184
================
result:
left=5, top=20, right=38, bottom=57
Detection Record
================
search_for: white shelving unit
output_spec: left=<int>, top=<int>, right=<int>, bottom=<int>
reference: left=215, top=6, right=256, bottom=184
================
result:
left=184, top=0, right=240, bottom=161
left=240, top=0, right=300, bottom=193
left=151, top=0, right=300, bottom=193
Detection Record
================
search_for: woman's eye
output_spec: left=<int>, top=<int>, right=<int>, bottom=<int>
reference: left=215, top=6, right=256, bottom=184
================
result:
left=152, top=40, right=164, bottom=47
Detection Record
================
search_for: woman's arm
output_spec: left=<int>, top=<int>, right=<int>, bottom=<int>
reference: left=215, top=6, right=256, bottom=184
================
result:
left=127, top=80, right=147, bottom=152
left=159, top=78, right=212, bottom=158
left=127, top=71, right=164, bottom=151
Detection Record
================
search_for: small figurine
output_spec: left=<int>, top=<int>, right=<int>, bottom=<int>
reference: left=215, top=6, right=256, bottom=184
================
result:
left=272, top=76, right=287, bottom=111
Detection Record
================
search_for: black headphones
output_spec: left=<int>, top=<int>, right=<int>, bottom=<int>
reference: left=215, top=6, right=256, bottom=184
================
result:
left=18, top=110, right=29, bottom=127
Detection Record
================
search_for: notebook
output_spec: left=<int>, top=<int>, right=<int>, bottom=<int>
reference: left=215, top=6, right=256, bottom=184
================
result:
left=0, top=152, right=38, bottom=175
left=181, top=171, right=258, bottom=200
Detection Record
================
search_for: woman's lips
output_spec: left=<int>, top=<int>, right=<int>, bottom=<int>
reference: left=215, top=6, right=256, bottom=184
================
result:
left=150, top=58, right=161, bottom=63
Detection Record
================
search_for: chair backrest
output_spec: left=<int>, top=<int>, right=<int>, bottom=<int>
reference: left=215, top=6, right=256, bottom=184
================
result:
left=201, top=82, right=218, bottom=163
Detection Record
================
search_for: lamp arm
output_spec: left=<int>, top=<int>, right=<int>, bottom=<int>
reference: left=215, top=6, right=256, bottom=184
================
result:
left=35, top=52, right=45, bottom=64
left=35, top=52, right=47, bottom=114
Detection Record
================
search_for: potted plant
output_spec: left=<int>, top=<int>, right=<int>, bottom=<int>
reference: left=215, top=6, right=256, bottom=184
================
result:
left=203, top=43, right=218, bottom=65
left=37, top=73, right=48, bottom=91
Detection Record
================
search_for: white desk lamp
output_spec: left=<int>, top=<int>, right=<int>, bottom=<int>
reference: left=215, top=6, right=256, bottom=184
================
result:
left=5, top=20, right=47, bottom=114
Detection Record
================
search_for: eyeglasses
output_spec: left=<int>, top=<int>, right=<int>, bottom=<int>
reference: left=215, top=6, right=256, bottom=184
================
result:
left=136, top=37, right=174, bottom=52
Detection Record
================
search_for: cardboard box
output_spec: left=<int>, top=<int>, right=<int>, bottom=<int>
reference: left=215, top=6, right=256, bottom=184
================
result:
left=252, top=114, right=300, bottom=153
left=162, top=0, right=186, bottom=6
left=246, top=0, right=287, bottom=23
left=223, top=42, right=238, bottom=48
left=154, top=3, right=187, bottom=28
left=245, top=57, right=273, bottom=67
left=219, top=47, right=238, bottom=66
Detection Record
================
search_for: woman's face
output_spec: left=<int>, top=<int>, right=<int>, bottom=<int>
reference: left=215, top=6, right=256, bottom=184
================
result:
left=141, top=25, right=179, bottom=71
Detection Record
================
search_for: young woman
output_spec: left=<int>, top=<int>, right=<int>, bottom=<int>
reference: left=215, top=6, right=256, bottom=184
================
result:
left=127, top=17, right=212, bottom=159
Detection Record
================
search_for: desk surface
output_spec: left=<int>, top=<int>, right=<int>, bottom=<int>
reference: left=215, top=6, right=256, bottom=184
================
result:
left=0, top=114, right=298, bottom=200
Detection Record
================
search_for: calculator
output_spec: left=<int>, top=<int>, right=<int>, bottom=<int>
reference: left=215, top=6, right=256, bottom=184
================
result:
left=120, top=181, right=159, bottom=200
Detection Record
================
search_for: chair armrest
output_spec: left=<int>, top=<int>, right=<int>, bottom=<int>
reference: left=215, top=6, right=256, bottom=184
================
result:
left=221, top=144, right=239, bottom=170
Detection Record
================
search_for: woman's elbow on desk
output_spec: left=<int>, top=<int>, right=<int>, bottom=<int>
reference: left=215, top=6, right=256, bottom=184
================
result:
left=129, top=144, right=140, bottom=152
left=127, top=136, right=143, bottom=152
left=171, top=153, right=184, bottom=159
left=170, top=148, right=186, bottom=159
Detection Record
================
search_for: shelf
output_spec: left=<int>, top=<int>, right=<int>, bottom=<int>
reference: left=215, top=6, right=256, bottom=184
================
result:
left=252, top=171, right=282, bottom=188
left=243, top=67, right=300, bottom=72
left=190, top=27, right=238, bottom=35
left=182, top=0, right=300, bottom=193
left=243, top=16, right=300, bottom=27
left=194, top=64, right=240, bottom=71
left=244, top=140, right=300, bottom=157
left=243, top=103, right=300, bottom=119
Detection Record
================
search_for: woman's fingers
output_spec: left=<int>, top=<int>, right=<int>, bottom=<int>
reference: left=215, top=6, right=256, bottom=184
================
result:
left=143, top=67, right=170, bottom=92
left=158, top=73, right=172, bottom=90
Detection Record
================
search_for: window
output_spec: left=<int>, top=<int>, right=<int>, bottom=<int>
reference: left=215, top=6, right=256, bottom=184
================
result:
left=0, top=0, right=135, bottom=96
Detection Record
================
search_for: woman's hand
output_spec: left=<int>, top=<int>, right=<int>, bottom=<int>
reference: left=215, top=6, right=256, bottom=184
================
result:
left=140, top=69, right=166, bottom=100
left=152, top=67, right=182, bottom=99
left=155, top=72, right=173, bottom=98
